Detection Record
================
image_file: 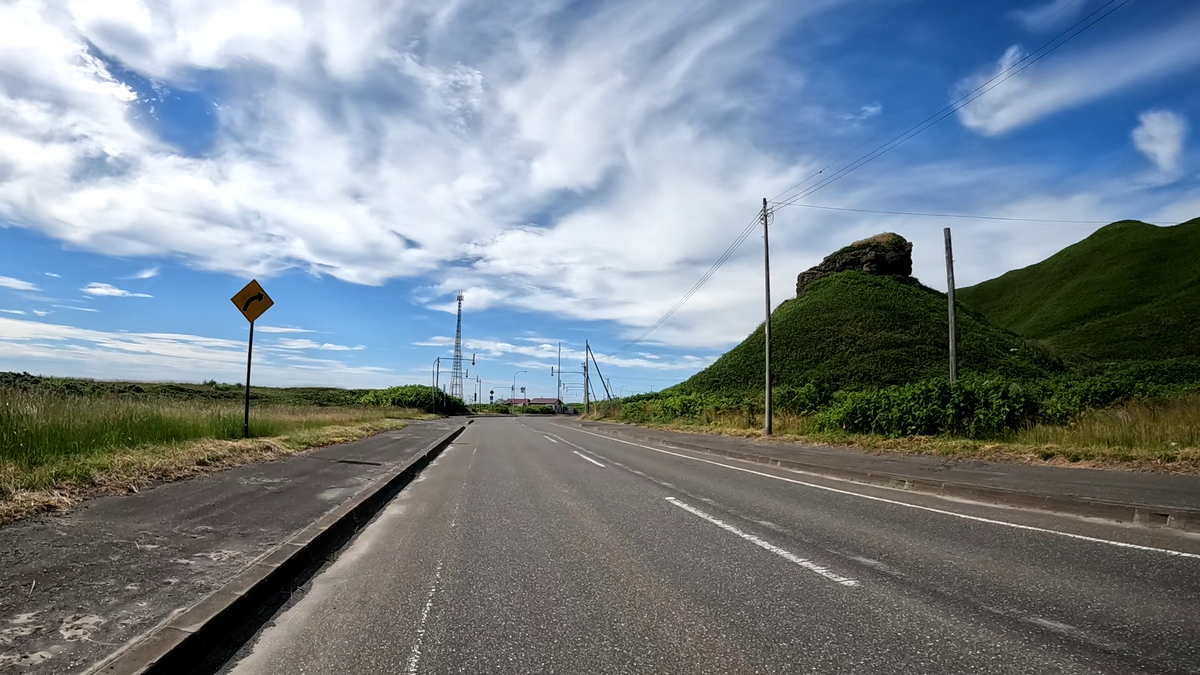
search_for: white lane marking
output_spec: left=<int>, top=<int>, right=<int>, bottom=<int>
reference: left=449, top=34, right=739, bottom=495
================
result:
left=665, top=497, right=858, bottom=587
left=573, top=450, right=606, bottom=468
left=562, top=426, right=1200, bottom=560
left=405, top=560, right=444, bottom=674
left=543, top=435, right=559, bottom=443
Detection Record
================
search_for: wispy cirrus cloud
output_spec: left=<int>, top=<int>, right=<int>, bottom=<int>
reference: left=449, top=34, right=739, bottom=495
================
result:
left=82, top=282, right=152, bottom=298
left=256, top=326, right=316, bottom=334
left=0, top=276, right=39, bottom=292
left=274, top=338, right=364, bottom=352
left=127, top=266, right=160, bottom=280
left=0, top=316, right=391, bottom=387
left=0, top=309, right=26, bottom=315
left=956, top=12, right=1200, bottom=136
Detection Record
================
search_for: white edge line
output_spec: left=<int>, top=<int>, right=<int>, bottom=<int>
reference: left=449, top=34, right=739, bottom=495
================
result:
left=665, top=497, right=858, bottom=587
left=560, top=426, right=1200, bottom=560
left=572, top=450, right=606, bottom=468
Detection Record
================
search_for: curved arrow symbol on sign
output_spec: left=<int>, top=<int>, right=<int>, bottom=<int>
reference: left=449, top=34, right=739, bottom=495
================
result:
left=241, top=293, right=264, bottom=312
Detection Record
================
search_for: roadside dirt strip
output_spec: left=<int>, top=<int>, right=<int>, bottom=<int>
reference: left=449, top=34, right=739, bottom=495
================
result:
left=0, top=420, right=465, bottom=675
left=562, top=420, right=1200, bottom=532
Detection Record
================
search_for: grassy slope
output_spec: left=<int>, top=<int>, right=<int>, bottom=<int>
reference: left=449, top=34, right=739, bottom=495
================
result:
left=957, top=218, right=1200, bottom=361
left=682, top=271, right=1058, bottom=393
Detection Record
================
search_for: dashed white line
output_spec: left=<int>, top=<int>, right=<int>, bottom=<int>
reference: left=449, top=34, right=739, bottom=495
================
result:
left=572, top=450, right=606, bottom=468
left=543, top=435, right=559, bottom=443
left=560, top=426, right=1200, bottom=560
left=405, top=560, right=444, bottom=674
left=666, top=497, right=858, bottom=587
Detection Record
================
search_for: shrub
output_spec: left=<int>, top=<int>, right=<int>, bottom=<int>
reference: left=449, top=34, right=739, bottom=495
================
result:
left=814, top=377, right=1039, bottom=437
left=361, top=385, right=466, bottom=414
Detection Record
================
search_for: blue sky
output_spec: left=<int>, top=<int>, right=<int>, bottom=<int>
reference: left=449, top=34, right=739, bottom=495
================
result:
left=1, top=0, right=1198, bottom=400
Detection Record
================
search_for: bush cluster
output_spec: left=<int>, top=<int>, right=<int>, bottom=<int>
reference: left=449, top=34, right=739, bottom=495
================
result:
left=360, top=385, right=467, bottom=414
left=596, top=359, right=1200, bottom=439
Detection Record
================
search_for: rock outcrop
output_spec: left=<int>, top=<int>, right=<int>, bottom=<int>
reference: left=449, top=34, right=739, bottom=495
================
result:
left=795, top=232, right=913, bottom=296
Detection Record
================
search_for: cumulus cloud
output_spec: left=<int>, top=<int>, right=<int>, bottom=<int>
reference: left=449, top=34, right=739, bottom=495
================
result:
left=82, top=282, right=153, bottom=298
left=956, top=14, right=1200, bottom=136
left=0, top=276, right=39, bottom=291
left=1132, top=110, right=1188, bottom=176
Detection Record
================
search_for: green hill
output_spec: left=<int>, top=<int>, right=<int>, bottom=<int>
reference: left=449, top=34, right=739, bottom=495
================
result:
left=957, top=218, right=1200, bottom=362
left=680, top=271, right=1059, bottom=394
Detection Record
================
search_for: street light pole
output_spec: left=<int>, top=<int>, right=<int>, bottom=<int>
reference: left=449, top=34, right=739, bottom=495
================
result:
left=511, top=370, right=527, bottom=414
left=431, top=357, right=442, bottom=413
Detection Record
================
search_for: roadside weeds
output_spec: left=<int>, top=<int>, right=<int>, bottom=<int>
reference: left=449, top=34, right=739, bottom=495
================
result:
left=0, top=417, right=424, bottom=525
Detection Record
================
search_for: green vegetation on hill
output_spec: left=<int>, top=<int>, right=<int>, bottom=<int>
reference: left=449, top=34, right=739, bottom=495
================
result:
left=958, top=218, right=1200, bottom=362
left=681, top=271, right=1058, bottom=394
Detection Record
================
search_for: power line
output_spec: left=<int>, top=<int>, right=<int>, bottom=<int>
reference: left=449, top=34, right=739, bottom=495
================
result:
left=772, top=0, right=1132, bottom=211
left=613, top=210, right=763, bottom=353
left=766, top=203, right=1170, bottom=225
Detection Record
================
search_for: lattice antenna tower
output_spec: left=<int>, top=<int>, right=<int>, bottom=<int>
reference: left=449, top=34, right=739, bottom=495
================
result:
left=450, top=292, right=464, bottom=400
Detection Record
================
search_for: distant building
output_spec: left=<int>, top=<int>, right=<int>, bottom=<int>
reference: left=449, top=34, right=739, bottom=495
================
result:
left=509, top=398, right=531, bottom=406
left=529, top=397, right=564, bottom=413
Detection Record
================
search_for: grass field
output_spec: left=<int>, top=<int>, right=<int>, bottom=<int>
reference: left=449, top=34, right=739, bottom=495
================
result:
left=681, top=271, right=1059, bottom=395
left=958, top=218, right=1200, bottom=362
left=590, top=394, right=1200, bottom=472
left=0, top=387, right=431, bottom=523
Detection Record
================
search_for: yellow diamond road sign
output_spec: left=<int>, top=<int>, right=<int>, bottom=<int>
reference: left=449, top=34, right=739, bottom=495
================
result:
left=231, top=279, right=274, bottom=323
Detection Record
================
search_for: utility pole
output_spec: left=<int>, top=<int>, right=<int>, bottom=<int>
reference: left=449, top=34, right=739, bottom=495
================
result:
left=762, top=197, right=773, bottom=436
left=583, top=354, right=590, bottom=416
left=944, top=227, right=958, bottom=383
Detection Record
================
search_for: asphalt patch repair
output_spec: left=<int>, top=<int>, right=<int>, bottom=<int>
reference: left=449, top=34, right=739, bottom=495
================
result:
left=0, top=420, right=459, bottom=675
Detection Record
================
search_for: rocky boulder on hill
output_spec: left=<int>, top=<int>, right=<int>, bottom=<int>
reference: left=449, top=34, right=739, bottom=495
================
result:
left=795, top=232, right=913, bottom=296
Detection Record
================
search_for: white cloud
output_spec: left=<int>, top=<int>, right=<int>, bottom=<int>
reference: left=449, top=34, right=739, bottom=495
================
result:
left=839, top=102, right=881, bottom=121
left=0, top=309, right=26, bottom=315
left=274, top=338, right=364, bottom=351
left=0, top=316, right=393, bottom=387
left=82, top=282, right=153, bottom=298
left=256, top=325, right=316, bottom=334
left=1013, top=0, right=1090, bottom=31
left=0, top=276, right=39, bottom=291
left=44, top=272, right=61, bottom=278
left=956, top=14, right=1200, bottom=136
left=1132, top=110, right=1187, bottom=176
left=53, top=304, right=99, bottom=312
left=418, top=335, right=714, bottom=371
left=32, top=310, right=51, bottom=316
left=128, top=265, right=160, bottom=279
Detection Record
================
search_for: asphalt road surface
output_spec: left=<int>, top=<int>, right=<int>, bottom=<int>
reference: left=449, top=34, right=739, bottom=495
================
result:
left=224, top=417, right=1200, bottom=674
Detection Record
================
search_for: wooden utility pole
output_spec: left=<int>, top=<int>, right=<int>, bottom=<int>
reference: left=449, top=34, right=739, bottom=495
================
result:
left=762, top=198, right=773, bottom=436
left=944, top=227, right=958, bottom=383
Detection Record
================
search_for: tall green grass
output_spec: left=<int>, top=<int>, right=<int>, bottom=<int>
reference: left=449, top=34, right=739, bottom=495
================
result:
left=0, top=389, right=403, bottom=475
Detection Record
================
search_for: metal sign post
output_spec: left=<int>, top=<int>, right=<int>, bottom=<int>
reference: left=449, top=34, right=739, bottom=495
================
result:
left=230, top=279, right=275, bottom=438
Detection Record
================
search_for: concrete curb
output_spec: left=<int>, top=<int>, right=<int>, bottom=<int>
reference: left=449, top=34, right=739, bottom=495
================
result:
left=87, top=422, right=470, bottom=675
left=566, top=421, right=1200, bottom=533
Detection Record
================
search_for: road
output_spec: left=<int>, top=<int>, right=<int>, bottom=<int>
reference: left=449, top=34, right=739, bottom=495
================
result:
left=223, top=417, right=1200, bottom=674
